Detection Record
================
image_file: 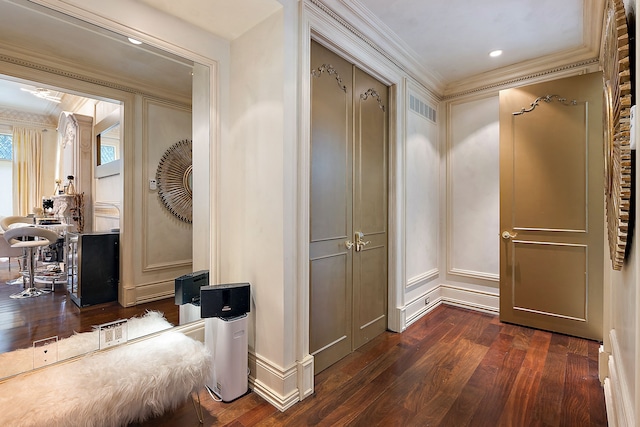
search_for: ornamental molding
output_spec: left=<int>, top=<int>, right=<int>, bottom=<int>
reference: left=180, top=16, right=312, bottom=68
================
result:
left=0, top=108, right=56, bottom=127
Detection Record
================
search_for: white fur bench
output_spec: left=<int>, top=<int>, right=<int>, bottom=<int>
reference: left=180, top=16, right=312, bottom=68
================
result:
left=0, top=331, right=211, bottom=427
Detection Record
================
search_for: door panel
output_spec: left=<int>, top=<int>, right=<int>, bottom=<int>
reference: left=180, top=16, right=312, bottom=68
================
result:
left=512, top=103, right=586, bottom=231
left=354, top=244, right=387, bottom=347
left=353, top=67, right=388, bottom=349
left=500, top=72, right=603, bottom=341
left=309, top=41, right=354, bottom=373
left=512, top=241, right=587, bottom=320
left=309, top=252, right=351, bottom=372
left=310, top=41, right=388, bottom=373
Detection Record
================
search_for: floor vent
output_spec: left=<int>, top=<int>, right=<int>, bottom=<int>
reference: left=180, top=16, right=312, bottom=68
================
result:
left=409, top=93, right=436, bottom=123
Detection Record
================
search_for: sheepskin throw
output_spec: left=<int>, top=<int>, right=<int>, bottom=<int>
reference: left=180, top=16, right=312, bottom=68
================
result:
left=0, top=310, right=174, bottom=378
left=0, top=331, right=211, bottom=427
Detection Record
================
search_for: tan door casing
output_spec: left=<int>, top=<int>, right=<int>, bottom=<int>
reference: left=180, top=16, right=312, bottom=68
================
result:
left=310, top=41, right=388, bottom=373
left=499, top=72, right=604, bottom=341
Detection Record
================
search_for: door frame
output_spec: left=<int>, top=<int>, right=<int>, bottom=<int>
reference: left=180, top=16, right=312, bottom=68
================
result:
left=297, top=10, right=405, bottom=394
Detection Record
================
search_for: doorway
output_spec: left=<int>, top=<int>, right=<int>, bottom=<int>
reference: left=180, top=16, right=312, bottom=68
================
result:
left=309, top=41, right=389, bottom=373
left=499, top=72, right=604, bottom=340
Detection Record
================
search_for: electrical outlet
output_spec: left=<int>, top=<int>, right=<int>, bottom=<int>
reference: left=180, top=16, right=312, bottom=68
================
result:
left=425, top=297, right=430, bottom=305
left=33, top=336, right=58, bottom=369
left=149, top=179, right=157, bottom=190
left=99, top=319, right=128, bottom=349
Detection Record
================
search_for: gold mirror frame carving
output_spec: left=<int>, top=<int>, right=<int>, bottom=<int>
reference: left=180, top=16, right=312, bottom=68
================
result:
left=603, top=0, right=632, bottom=270
left=156, top=139, right=193, bottom=223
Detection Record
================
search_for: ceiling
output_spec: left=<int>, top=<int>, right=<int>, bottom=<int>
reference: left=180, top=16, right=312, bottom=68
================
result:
left=140, top=0, right=602, bottom=92
left=0, top=0, right=603, bottom=118
left=352, top=0, right=593, bottom=85
left=0, top=0, right=194, bottom=120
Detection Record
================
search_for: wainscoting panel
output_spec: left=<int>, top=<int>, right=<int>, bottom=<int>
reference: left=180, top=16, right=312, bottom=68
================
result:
left=142, top=98, right=193, bottom=272
left=405, top=87, right=439, bottom=288
left=447, top=96, right=500, bottom=282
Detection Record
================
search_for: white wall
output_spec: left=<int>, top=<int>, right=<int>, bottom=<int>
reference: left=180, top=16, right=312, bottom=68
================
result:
left=601, top=1, right=639, bottom=425
left=403, top=84, right=440, bottom=322
left=447, top=96, right=500, bottom=284
left=224, top=6, right=292, bottom=406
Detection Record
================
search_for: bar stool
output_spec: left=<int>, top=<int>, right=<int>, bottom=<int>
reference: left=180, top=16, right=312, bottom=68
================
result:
left=3, top=226, right=60, bottom=299
left=0, top=216, right=32, bottom=286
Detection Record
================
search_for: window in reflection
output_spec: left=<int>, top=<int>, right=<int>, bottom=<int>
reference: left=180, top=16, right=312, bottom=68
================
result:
left=97, top=123, right=120, bottom=166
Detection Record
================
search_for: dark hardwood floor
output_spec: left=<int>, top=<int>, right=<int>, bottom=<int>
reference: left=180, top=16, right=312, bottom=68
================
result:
left=0, top=258, right=607, bottom=426
left=0, top=258, right=178, bottom=353
left=135, top=302, right=607, bottom=426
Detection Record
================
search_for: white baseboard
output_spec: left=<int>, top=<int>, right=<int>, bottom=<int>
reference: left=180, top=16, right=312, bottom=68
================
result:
left=396, top=283, right=500, bottom=335
left=178, top=320, right=310, bottom=411
left=604, top=378, right=616, bottom=427
left=184, top=282, right=499, bottom=412
left=296, top=354, right=315, bottom=401
left=403, top=286, right=442, bottom=328
left=605, top=329, right=635, bottom=427
left=248, top=352, right=301, bottom=412
left=440, top=284, right=499, bottom=315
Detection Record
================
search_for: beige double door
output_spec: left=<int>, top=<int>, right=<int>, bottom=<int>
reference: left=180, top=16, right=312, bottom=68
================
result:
left=499, top=72, right=604, bottom=341
left=309, top=41, right=388, bottom=373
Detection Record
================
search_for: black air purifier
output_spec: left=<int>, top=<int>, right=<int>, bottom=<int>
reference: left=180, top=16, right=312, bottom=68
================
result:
left=200, top=282, right=250, bottom=319
left=175, top=270, right=210, bottom=305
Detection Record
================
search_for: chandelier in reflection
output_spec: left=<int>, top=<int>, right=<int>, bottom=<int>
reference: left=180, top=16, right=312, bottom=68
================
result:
left=20, top=87, right=62, bottom=103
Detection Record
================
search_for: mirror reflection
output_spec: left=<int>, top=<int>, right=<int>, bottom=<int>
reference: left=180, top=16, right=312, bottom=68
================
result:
left=0, top=0, right=195, bottom=378
left=184, top=165, right=193, bottom=197
left=98, top=124, right=120, bottom=165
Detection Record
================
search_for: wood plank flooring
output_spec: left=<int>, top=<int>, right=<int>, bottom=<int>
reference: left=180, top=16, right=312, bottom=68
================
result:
left=0, top=258, right=607, bottom=425
left=134, top=304, right=607, bottom=427
left=0, top=259, right=178, bottom=354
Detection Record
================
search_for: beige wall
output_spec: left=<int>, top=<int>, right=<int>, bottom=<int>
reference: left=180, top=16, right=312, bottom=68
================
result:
left=120, top=95, right=193, bottom=305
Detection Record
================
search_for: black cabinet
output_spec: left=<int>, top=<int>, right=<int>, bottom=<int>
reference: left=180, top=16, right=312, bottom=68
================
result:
left=66, top=231, right=119, bottom=307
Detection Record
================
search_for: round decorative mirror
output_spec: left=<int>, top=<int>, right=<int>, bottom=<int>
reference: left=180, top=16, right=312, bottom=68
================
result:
left=602, top=0, right=632, bottom=270
left=156, top=139, right=193, bottom=223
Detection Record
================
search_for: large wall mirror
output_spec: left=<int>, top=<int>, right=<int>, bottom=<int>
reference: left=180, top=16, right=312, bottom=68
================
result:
left=95, top=109, right=121, bottom=178
left=0, top=0, right=200, bottom=378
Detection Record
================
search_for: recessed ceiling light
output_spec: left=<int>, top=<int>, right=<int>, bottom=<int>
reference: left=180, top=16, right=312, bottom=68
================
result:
left=127, top=37, right=142, bottom=45
left=489, top=50, right=503, bottom=58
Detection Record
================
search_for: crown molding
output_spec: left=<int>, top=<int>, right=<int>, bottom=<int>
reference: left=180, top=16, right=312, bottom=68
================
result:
left=310, top=0, right=445, bottom=95
left=442, top=55, right=600, bottom=100
left=0, top=41, right=191, bottom=105
left=443, top=0, right=605, bottom=99
left=0, top=108, right=57, bottom=128
left=313, top=0, right=605, bottom=100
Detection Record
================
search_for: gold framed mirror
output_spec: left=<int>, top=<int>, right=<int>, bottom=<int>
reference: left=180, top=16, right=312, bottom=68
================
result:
left=156, top=139, right=193, bottom=223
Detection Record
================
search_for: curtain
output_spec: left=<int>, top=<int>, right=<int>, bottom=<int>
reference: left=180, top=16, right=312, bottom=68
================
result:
left=12, top=127, right=42, bottom=216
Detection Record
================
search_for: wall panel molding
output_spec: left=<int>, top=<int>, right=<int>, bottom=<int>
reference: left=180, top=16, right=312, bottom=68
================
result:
left=140, top=97, right=192, bottom=274
left=406, top=268, right=439, bottom=288
left=446, top=95, right=500, bottom=284
left=449, top=268, right=499, bottom=282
